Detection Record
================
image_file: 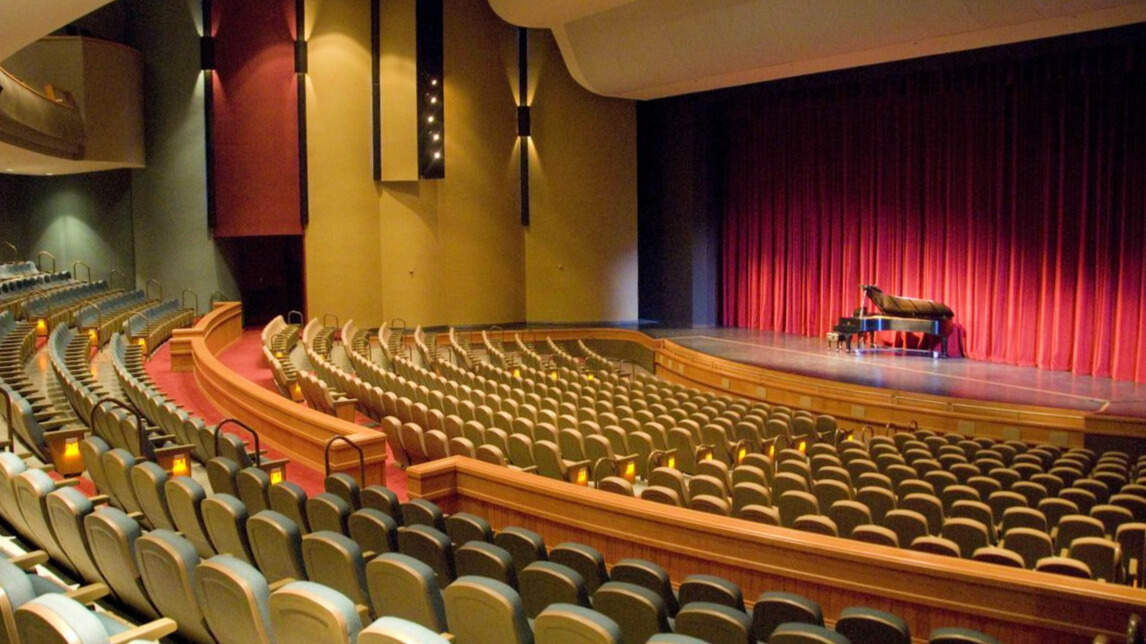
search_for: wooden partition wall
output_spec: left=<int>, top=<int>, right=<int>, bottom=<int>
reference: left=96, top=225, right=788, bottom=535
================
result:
left=169, top=302, right=387, bottom=483
left=409, top=457, right=1143, bottom=643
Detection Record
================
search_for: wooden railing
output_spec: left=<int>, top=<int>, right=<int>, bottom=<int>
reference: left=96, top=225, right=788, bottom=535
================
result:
left=408, top=457, right=1144, bottom=644
left=171, top=302, right=387, bottom=484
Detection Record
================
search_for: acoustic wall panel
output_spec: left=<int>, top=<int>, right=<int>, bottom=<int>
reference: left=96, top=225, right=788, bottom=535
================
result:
left=210, top=0, right=302, bottom=237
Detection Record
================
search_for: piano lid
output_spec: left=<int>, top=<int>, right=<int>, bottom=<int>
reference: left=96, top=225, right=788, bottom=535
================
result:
left=863, top=285, right=954, bottom=320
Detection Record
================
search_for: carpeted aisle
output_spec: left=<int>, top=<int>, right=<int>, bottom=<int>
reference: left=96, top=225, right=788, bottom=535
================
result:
left=145, top=329, right=407, bottom=499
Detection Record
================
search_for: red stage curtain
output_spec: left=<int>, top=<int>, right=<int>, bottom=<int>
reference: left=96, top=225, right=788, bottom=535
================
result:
left=722, top=43, right=1146, bottom=381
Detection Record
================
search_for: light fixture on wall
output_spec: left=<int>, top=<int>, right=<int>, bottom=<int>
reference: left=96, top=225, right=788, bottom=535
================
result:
left=417, top=0, right=444, bottom=179
left=518, top=27, right=530, bottom=226
left=200, top=35, right=216, bottom=71
left=294, top=39, right=308, bottom=75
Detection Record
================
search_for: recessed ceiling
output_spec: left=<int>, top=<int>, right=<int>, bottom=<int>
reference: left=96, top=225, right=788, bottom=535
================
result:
left=490, top=0, right=1146, bottom=99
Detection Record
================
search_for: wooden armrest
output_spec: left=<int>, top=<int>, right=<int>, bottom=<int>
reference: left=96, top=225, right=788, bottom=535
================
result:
left=109, top=617, right=178, bottom=644
left=354, top=604, right=371, bottom=625
left=258, top=457, right=291, bottom=470
left=65, top=582, right=110, bottom=604
left=268, top=577, right=297, bottom=592
left=154, top=444, right=193, bottom=458
left=55, top=478, right=82, bottom=487
left=7, top=550, right=49, bottom=569
left=89, top=495, right=110, bottom=506
left=127, top=511, right=145, bottom=521
left=333, top=397, right=358, bottom=407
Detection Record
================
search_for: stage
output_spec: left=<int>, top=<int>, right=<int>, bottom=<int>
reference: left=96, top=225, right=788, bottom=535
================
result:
left=641, top=327, right=1146, bottom=420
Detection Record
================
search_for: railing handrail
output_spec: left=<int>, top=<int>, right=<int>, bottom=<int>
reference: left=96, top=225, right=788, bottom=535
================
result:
left=92, top=397, right=148, bottom=457
left=214, top=418, right=263, bottom=467
left=324, top=435, right=366, bottom=484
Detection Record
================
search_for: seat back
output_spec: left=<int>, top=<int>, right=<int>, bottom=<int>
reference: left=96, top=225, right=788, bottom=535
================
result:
left=519, top=561, right=590, bottom=619
left=751, top=591, right=823, bottom=642
left=397, top=525, right=456, bottom=587
left=302, top=531, right=371, bottom=612
left=166, top=477, right=217, bottom=559
left=247, top=510, right=308, bottom=583
left=349, top=509, right=399, bottom=556
left=306, top=493, right=351, bottom=535
left=592, top=581, right=671, bottom=644
left=136, top=529, right=214, bottom=644
left=549, top=543, right=608, bottom=595
left=835, top=606, right=911, bottom=644
left=13, top=469, right=71, bottom=567
left=101, top=448, right=143, bottom=514
left=533, top=604, right=621, bottom=644
left=236, top=467, right=272, bottom=515
left=268, top=481, right=311, bottom=533
left=674, top=602, right=753, bottom=644
left=44, top=488, right=103, bottom=584
left=365, top=553, right=448, bottom=634
left=268, top=581, right=363, bottom=644
left=193, top=554, right=274, bottom=644
left=83, top=506, right=159, bottom=618
left=456, top=542, right=518, bottom=589
left=130, top=461, right=175, bottom=530
left=609, top=559, right=677, bottom=617
left=207, top=457, right=241, bottom=498
left=202, top=494, right=254, bottom=564
left=359, top=616, right=451, bottom=644
left=443, top=576, right=532, bottom=644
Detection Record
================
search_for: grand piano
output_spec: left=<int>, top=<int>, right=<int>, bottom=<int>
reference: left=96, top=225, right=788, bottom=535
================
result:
left=832, top=285, right=955, bottom=357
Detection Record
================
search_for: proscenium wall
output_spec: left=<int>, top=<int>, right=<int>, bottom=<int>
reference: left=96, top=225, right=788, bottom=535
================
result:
left=524, top=29, right=638, bottom=324
left=305, top=0, right=636, bottom=328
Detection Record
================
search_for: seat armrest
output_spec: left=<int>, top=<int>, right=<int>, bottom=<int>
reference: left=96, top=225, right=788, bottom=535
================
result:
left=65, top=582, right=110, bottom=604
left=109, top=617, right=179, bottom=644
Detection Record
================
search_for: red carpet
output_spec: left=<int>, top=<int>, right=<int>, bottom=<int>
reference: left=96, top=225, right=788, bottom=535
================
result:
left=144, top=329, right=407, bottom=499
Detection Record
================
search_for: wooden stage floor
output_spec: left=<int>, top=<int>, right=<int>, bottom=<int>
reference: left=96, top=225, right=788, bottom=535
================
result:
left=640, top=327, right=1146, bottom=419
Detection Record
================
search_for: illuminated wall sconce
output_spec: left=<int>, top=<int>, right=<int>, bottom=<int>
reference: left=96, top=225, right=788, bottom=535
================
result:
left=200, top=35, right=216, bottom=71
left=294, top=39, right=308, bottom=75
left=517, top=27, right=530, bottom=226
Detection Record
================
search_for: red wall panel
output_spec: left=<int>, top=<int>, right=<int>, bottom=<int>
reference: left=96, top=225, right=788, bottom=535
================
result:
left=210, top=0, right=301, bottom=237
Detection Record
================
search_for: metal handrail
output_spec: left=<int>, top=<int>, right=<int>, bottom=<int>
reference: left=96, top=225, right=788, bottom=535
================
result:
left=214, top=418, right=263, bottom=467
left=209, top=291, right=229, bottom=307
left=287, top=310, right=304, bottom=326
left=108, top=268, right=126, bottom=291
left=145, top=278, right=161, bottom=301
left=324, top=435, right=365, bottom=484
left=181, top=289, right=199, bottom=315
left=0, top=242, right=16, bottom=262
left=322, top=313, right=339, bottom=329
left=72, top=261, right=90, bottom=283
left=127, top=311, right=150, bottom=338
left=36, top=251, right=55, bottom=273
left=92, top=397, right=148, bottom=458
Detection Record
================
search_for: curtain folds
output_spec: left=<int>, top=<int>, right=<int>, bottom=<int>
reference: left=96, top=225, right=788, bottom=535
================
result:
left=722, top=43, right=1146, bottom=381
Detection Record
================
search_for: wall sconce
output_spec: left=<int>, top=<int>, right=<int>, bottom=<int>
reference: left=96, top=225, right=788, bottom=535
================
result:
left=517, top=105, right=531, bottom=138
left=294, top=39, right=308, bottom=75
left=200, top=36, right=216, bottom=71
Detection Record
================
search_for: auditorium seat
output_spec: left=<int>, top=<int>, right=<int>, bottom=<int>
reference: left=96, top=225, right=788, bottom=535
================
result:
left=365, top=553, right=448, bottom=634
left=84, top=506, right=160, bottom=618
left=970, top=546, right=1025, bottom=568
left=192, top=555, right=273, bottom=644
left=349, top=509, right=398, bottom=556
left=13, top=469, right=75, bottom=570
left=45, top=487, right=106, bottom=584
left=1034, top=556, right=1092, bottom=579
left=301, top=531, right=373, bottom=615
left=134, top=529, right=214, bottom=644
left=1001, top=528, right=1054, bottom=569
left=533, top=604, right=620, bottom=644
left=851, top=525, right=899, bottom=548
left=201, top=494, right=255, bottom=564
left=999, top=507, right=1047, bottom=535
left=493, top=527, right=548, bottom=575
left=751, top=591, right=824, bottom=642
left=444, top=512, right=492, bottom=547
left=166, top=477, right=216, bottom=559
left=307, top=492, right=352, bottom=535
left=1055, top=515, right=1105, bottom=553
left=129, top=462, right=175, bottom=531
left=834, top=606, right=911, bottom=644
left=609, top=559, right=678, bottom=617
left=827, top=501, right=872, bottom=538
left=455, top=542, right=518, bottom=589
left=236, top=467, right=272, bottom=515
left=1069, top=537, right=1121, bottom=583
left=14, top=593, right=176, bottom=644
left=268, top=581, right=363, bottom=644
left=246, top=510, right=307, bottom=584
left=678, top=574, right=744, bottom=612
left=940, top=518, right=990, bottom=558
left=910, top=536, right=961, bottom=558
left=769, top=622, right=851, bottom=644
left=358, top=616, right=451, bottom=644
left=883, top=510, right=928, bottom=549
left=548, top=543, right=608, bottom=595
left=855, top=487, right=895, bottom=524
left=674, top=602, right=753, bottom=644
left=398, top=525, right=456, bottom=587
left=928, top=626, right=1002, bottom=644
left=518, top=561, right=591, bottom=618
left=443, top=576, right=532, bottom=644
left=593, top=581, right=672, bottom=644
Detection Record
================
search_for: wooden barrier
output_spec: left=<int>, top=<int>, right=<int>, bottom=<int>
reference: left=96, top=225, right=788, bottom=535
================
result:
left=177, top=302, right=387, bottom=484
left=409, top=457, right=1145, bottom=643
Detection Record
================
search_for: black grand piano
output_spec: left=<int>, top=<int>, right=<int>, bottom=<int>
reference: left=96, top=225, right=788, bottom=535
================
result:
left=832, top=285, right=955, bottom=358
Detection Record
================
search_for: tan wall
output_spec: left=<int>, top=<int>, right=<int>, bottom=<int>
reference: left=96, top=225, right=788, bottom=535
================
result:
left=304, top=0, right=384, bottom=326
left=524, top=30, right=638, bottom=323
left=305, top=0, right=635, bottom=328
